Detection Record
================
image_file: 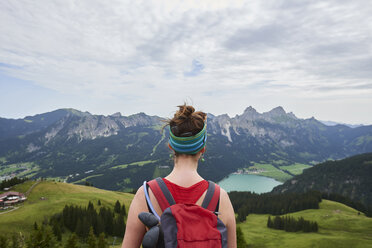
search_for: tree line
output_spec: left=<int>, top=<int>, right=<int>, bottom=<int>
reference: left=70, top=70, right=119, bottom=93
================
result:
left=0, top=225, right=109, bottom=248
left=267, top=215, right=318, bottom=233
left=0, top=177, right=28, bottom=190
left=229, top=191, right=321, bottom=222
left=0, top=200, right=127, bottom=248
left=50, top=200, right=127, bottom=239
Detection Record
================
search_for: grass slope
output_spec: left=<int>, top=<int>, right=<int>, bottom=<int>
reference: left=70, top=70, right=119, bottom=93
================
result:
left=250, top=163, right=292, bottom=182
left=3, top=181, right=372, bottom=248
left=239, top=200, right=372, bottom=248
left=0, top=180, right=134, bottom=236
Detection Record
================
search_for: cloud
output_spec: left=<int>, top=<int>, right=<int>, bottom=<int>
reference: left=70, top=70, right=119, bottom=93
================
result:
left=0, top=0, right=372, bottom=123
left=184, top=60, right=205, bottom=77
left=224, top=24, right=287, bottom=50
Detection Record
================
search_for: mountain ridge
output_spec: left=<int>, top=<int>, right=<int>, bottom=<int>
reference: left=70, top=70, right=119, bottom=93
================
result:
left=0, top=106, right=372, bottom=192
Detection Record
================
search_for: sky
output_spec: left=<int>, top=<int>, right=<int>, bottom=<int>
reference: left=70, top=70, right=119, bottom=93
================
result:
left=0, top=0, right=372, bottom=124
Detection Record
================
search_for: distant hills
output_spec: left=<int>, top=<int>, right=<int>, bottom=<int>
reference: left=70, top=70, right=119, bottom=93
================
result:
left=272, top=152, right=372, bottom=207
left=0, top=107, right=372, bottom=191
left=320, top=120, right=364, bottom=128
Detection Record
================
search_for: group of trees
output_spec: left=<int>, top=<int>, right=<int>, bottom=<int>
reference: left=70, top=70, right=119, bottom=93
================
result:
left=0, top=233, right=24, bottom=248
left=49, top=200, right=126, bottom=239
left=229, top=191, right=321, bottom=222
left=0, top=177, right=28, bottom=190
left=0, top=225, right=65, bottom=248
left=267, top=216, right=318, bottom=233
left=0, top=200, right=127, bottom=248
left=26, top=225, right=108, bottom=248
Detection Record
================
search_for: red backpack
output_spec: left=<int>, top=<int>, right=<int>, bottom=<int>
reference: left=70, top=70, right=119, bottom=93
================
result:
left=143, top=177, right=228, bottom=248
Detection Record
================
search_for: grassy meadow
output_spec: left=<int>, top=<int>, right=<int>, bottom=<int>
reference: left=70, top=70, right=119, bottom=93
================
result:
left=239, top=200, right=372, bottom=248
left=250, top=163, right=292, bottom=182
left=0, top=180, right=134, bottom=247
left=2, top=180, right=372, bottom=247
left=279, top=163, right=312, bottom=175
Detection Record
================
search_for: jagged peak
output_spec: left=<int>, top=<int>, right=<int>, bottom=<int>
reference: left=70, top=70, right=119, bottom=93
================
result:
left=266, top=106, right=286, bottom=115
left=62, top=108, right=92, bottom=118
left=207, top=113, right=216, bottom=119
left=288, top=112, right=297, bottom=119
left=243, top=106, right=258, bottom=114
left=128, top=112, right=148, bottom=118
left=110, top=112, right=122, bottom=117
left=216, top=113, right=231, bottom=119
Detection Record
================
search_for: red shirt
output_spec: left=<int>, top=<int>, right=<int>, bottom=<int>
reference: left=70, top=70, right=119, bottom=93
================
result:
left=162, top=178, right=209, bottom=204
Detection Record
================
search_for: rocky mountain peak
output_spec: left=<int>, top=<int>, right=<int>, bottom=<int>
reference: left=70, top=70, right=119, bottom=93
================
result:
left=266, top=106, right=286, bottom=116
left=110, top=112, right=122, bottom=117
left=288, top=112, right=297, bottom=119
left=244, top=106, right=258, bottom=113
left=241, top=106, right=260, bottom=120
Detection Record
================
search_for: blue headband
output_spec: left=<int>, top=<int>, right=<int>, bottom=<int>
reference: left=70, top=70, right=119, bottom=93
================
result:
left=169, top=124, right=207, bottom=154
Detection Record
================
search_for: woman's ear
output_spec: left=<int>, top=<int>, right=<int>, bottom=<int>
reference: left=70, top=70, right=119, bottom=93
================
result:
left=201, top=147, right=206, bottom=153
left=168, top=143, right=174, bottom=151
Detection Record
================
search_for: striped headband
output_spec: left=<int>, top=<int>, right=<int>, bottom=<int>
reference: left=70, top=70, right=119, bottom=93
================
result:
left=168, top=124, right=207, bottom=154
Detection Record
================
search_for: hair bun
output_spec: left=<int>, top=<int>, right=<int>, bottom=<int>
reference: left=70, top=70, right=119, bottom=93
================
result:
left=178, top=105, right=195, bottom=118
left=167, top=103, right=206, bottom=137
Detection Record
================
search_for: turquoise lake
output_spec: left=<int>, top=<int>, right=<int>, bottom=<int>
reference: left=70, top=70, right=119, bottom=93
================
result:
left=218, top=174, right=282, bottom=193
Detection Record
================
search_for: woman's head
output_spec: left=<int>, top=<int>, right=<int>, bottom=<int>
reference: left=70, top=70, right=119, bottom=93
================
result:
left=166, top=104, right=207, bottom=157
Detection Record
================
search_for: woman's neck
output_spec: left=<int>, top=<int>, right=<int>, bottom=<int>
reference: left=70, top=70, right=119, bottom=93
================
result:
left=165, top=155, right=204, bottom=187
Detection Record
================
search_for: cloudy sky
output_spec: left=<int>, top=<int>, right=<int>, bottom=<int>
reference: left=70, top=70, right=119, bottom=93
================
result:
left=1, top=0, right=372, bottom=124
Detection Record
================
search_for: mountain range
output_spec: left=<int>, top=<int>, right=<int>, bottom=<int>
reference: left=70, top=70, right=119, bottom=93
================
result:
left=0, top=106, right=371, bottom=191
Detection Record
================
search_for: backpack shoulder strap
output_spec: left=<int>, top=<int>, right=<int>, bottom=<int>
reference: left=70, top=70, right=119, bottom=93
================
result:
left=147, top=177, right=176, bottom=212
left=201, top=181, right=220, bottom=212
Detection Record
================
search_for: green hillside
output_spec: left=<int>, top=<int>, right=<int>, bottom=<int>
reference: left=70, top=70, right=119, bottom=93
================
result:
left=239, top=200, right=372, bottom=248
left=0, top=180, right=134, bottom=236
left=2, top=181, right=372, bottom=248
left=272, top=152, right=372, bottom=207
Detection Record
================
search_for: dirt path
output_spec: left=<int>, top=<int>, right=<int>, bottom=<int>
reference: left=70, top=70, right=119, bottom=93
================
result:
left=0, top=206, right=19, bottom=215
left=25, top=180, right=41, bottom=196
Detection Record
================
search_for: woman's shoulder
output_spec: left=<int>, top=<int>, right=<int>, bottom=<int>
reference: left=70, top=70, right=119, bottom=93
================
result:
left=218, top=186, right=230, bottom=205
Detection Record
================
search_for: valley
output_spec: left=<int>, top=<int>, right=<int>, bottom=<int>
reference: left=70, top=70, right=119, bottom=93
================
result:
left=1, top=106, right=371, bottom=193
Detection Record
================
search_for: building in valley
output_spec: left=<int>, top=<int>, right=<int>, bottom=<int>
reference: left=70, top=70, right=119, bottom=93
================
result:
left=0, top=191, right=27, bottom=207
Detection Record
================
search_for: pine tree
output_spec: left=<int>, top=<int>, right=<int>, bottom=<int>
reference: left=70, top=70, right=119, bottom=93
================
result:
left=237, top=208, right=247, bottom=222
left=87, top=227, right=97, bottom=248
left=120, top=204, right=126, bottom=216
left=97, top=200, right=101, bottom=206
left=114, top=200, right=121, bottom=214
left=113, top=214, right=125, bottom=237
left=97, top=233, right=107, bottom=248
left=75, top=219, right=84, bottom=238
left=236, top=226, right=248, bottom=248
left=95, top=216, right=105, bottom=236
left=273, top=216, right=281, bottom=229
left=26, top=229, right=43, bottom=248
left=267, top=216, right=272, bottom=228
left=52, top=222, right=62, bottom=241
left=42, top=225, right=57, bottom=248
left=64, top=234, right=79, bottom=248
left=88, top=201, right=94, bottom=212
